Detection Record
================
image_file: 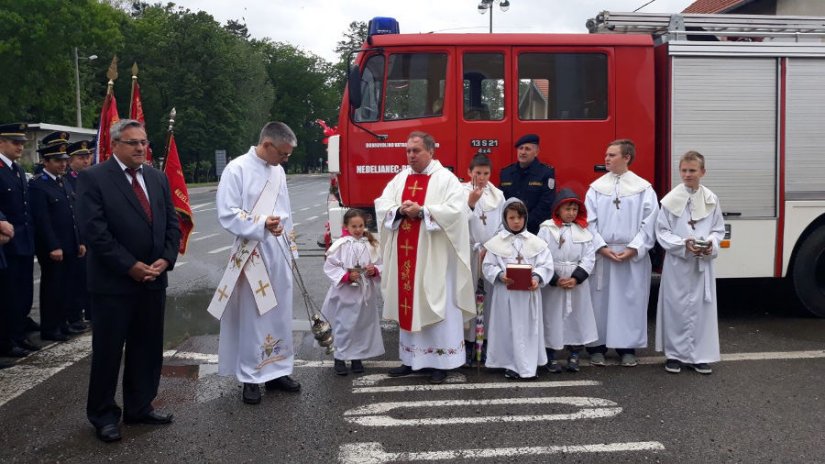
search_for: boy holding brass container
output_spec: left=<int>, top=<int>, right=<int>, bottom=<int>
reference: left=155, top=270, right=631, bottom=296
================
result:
left=655, top=151, right=725, bottom=375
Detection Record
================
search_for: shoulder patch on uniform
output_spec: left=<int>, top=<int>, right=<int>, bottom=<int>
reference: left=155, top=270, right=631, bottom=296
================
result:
left=547, top=178, right=555, bottom=189
left=40, top=174, right=49, bottom=180
left=528, top=181, right=543, bottom=187
left=500, top=182, right=512, bottom=186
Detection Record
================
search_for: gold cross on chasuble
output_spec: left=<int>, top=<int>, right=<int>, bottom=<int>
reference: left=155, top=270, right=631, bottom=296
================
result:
left=396, top=173, right=431, bottom=331
left=255, top=280, right=271, bottom=297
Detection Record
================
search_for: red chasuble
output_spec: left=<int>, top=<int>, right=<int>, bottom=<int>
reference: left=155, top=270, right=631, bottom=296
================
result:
left=396, top=174, right=430, bottom=331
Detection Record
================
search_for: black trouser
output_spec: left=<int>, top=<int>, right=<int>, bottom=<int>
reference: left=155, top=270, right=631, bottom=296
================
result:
left=0, top=254, right=34, bottom=345
left=586, top=345, right=635, bottom=356
left=38, top=254, right=74, bottom=336
left=86, top=290, right=166, bottom=428
left=68, top=255, right=89, bottom=322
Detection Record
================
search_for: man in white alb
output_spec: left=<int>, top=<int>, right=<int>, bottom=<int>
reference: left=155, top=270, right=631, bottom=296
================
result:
left=208, top=122, right=301, bottom=404
left=375, top=131, right=475, bottom=384
left=585, top=139, right=658, bottom=367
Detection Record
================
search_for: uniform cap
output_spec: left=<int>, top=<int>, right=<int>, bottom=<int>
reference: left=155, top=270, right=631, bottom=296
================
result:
left=40, top=131, right=70, bottom=147
left=38, top=142, right=70, bottom=160
left=0, top=123, right=28, bottom=142
left=67, top=140, right=92, bottom=157
left=514, top=133, right=539, bottom=148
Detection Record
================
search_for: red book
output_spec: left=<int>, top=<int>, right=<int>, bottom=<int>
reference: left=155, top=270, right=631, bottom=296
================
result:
left=506, top=264, right=534, bottom=291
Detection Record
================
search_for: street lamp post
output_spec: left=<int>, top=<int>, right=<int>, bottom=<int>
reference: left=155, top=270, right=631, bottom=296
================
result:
left=74, top=47, right=98, bottom=127
left=478, top=0, right=510, bottom=33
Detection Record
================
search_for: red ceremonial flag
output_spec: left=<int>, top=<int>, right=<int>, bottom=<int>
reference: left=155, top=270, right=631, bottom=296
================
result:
left=95, top=92, right=119, bottom=163
left=163, top=134, right=194, bottom=254
left=130, top=80, right=153, bottom=163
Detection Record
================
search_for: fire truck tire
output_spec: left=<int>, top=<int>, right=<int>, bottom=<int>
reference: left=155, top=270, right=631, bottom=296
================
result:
left=792, top=226, right=825, bottom=318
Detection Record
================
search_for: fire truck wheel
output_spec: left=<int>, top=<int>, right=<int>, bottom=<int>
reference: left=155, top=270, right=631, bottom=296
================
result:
left=792, top=226, right=825, bottom=318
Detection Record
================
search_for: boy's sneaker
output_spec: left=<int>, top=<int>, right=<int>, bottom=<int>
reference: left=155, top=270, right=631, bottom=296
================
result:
left=589, top=352, right=606, bottom=366
left=388, top=364, right=413, bottom=377
left=567, top=355, right=580, bottom=373
left=620, top=353, right=638, bottom=367
left=545, top=360, right=562, bottom=374
left=334, top=359, right=348, bottom=376
left=690, top=363, right=713, bottom=375
left=350, top=359, right=364, bottom=374
left=664, top=359, right=681, bottom=374
left=504, top=369, right=521, bottom=380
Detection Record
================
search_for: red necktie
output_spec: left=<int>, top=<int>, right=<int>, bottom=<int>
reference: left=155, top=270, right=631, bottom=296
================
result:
left=126, top=168, right=153, bottom=223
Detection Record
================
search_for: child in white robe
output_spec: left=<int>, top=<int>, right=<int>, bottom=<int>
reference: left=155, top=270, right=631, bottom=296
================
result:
left=538, top=188, right=598, bottom=373
left=321, top=209, right=384, bottom=375
left=483, top=199, right=554, bottom=380
left=461, top=154, right=504, bottom=367
left=655, top=151, right=725, bottom=375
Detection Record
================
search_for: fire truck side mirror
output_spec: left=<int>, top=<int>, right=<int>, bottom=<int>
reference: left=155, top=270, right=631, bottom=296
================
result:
left=348, top=66, right=362, bottom=109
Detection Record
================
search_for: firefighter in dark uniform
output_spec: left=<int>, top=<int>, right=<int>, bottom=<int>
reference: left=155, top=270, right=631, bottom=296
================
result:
left=0, top=123, right=39, bottom=357
left=29, top=132, right=87, bottom=342
left=64, top=140, right=93, bottom=324
left=499, top=134, right=555, bottom=234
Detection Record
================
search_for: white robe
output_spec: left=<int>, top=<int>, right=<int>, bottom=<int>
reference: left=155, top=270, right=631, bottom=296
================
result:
left=483, top=230, right=554, bottom=378
left=375, top=160, right=475, bottom=370
left=216, top=147, right=294, bottom=383
left=586, top=171, right=659, bottom=349
left=538, top=222, right=598, bottom=349
left=321, top=235, right=385, bottom=361
left=655, top=184, right=725, bottom=364
left=461, top=181, right=504, bottom=341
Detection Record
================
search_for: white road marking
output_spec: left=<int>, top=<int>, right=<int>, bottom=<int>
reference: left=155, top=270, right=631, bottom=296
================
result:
left=0, top=335, right=92, bottom=408
left=176, top=261, right=187, bottom=267
left=292, top=222, right=302, bottom=227
left=343, top=397, right=622, bottom=426
left=299, top=207, right=311, bottom=211
left=305, top=215, right=318, bottom=221
left=190, top=202, right=213, bottom=210
left=191, top=231, right=201, bottom=235
left=208, top=245, right=233, bottom=254
left=318, top=191, right=327, bottom=195
left=339, top=441, right=665, bottom=464
left=313, top=203, right=323, bottom=208
left=198, top=207, right=216, bottom=212
left=354, top=380, right=601, bottom=394
left=192, top=233, right=220, bottom=242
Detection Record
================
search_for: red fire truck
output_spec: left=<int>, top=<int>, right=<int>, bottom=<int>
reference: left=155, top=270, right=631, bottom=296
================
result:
left=326, top=11, right=825, bottom=317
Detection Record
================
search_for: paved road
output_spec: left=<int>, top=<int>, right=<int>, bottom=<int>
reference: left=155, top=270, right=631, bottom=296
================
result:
left=1, top=174, right=823, bottom=463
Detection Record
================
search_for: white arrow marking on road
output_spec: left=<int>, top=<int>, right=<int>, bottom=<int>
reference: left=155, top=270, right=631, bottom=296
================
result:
left=352, top=372, right=467, bottom=388
left=344, top=397, right=622, bottom=426
left=189, top=202, right=213, bottom=210
left=199, top=207, right=216, bottom=212
left=353, top=380, right=601, bottom=394
left=339, top=441, right=665, bottom=464
left=192, top=233, right=220, bottom=242
left=208, top=245, right=233, bottom=254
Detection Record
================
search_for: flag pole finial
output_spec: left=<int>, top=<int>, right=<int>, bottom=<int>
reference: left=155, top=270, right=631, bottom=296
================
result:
left=131, top=62, right=139, bottom=79
left=168, top=107, right=177, bottom=133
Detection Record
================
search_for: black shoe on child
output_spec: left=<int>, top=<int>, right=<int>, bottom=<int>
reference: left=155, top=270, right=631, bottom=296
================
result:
left=545, top=360, right=563, bottom=374
left=334, top=359, right=348, bottom=376
left=429, top=369, right=448, bottom=384
left=242, top=383, right=261, bottom=404
left=567, top=355, right=580, bottom=373
left=350, top=359, right=364, bottom=374
left=665, top=359, right=682, bottom=374
left=388, top=364, right=413, bottom=377
left=265, top=375, right=301, bottom=392
left=504, top=369, right=521, bottom=380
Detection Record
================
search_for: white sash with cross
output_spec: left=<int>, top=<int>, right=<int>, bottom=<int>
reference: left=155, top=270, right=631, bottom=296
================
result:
left=207, top=175, right=281, bottom=320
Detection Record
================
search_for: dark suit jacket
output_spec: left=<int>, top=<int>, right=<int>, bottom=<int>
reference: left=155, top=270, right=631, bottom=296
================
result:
left=0, top=160, right=35, bottom=256
left=76, top=158, right=180, bottom=294
left=29, top=173, right=81, bottom=258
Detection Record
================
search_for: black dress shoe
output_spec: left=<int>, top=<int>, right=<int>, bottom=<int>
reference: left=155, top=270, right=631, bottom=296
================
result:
left=95, top=423, right=122, bottom=443
left=0, top=360, right=14, bottom=369
left=41, top=331, right=69, bottom=342
left=124, top=410, right=174, bottom=425
left=388, top=364, right=413, bottom=377
left=64, top=322, right=89, bottom=335
left=333, top=359, right=348, bottom=376
left=265, top=375, right=301, bottom=392
left=242, top=383, right=261, bottom=404
left=350, top=359, right=365, bottom=374
left=4, top=346, right=31, bottom=358
left=24, top=317, right=40, bottom=333
left=429, top=369, right=448, bottom=384
left=16, top=339, right=40, bottom=351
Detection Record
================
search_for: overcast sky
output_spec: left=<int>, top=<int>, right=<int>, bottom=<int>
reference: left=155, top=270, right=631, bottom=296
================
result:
left=171, top=0, right=696, bottom=62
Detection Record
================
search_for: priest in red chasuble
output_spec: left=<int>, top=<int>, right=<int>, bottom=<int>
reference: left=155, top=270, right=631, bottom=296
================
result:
left=375, top=131, right=475, bottom=384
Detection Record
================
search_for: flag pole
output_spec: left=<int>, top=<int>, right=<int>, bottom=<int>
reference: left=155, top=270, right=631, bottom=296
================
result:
left=129, top=62, right=138, bottom=118
left=162, top=107, right=176, bottom=173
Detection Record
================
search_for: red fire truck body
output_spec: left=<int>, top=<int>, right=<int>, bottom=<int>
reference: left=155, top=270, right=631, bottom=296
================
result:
left=327, top=12, right=825, bottom=316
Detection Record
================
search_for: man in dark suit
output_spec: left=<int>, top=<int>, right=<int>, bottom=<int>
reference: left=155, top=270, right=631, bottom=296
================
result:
left=0, top=123, right=39, bottom=358
left=29, top=133, right=87, bottom=342
left=76, top=119, right=180, bottom=443
left=64, top=140, right=93, bottom=324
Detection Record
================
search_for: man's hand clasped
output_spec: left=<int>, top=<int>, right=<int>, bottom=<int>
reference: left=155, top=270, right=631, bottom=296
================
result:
left=128, top=259, right=169, bottom=283
left=400, top=200, right=422, bottom=219
left=265, top=215, right=284, bottom=236
left=598, top=246, right=638, bottom=262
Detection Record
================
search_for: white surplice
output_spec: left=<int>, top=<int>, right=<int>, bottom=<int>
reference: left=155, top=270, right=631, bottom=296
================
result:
left=483, top=230, right=554, bottom=378
left=375, top=160, right=475, bottom=370
left=461, top=181, right=504, bottom=341
left=538, top=221, right=598, bottom=349
left=655, top=184, right=725, bottom=364
left=586, top=171, right=658, bottom=349
left=321, top=235, right=385, bottom=361
left=216, top=147, right=295, bottom=383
